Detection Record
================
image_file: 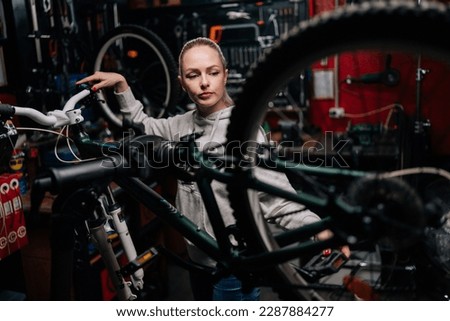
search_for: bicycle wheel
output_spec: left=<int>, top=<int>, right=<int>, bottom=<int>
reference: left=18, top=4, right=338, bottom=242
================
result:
left=226, top=1, right=450, bottom=300
left=93, top=25, right=180, bottom=127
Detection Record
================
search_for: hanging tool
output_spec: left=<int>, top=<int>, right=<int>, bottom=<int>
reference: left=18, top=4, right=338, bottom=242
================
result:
left=59, top=0, right=78, bottom=34
left=43, top=0, right=54, bottom=28
left=28, top=0, right=50, bottom=64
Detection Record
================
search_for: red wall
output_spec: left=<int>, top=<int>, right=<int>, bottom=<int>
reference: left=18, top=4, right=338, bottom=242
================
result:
left=307, top=0, right=450, bottom=156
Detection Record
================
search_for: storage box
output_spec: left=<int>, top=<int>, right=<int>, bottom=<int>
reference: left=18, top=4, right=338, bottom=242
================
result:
left=0, top=173, right=28, bottom=260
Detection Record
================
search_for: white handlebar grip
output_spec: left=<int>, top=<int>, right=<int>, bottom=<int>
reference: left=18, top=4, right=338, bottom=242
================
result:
left=14, top=107, right=58, bottom=126
left=62, top=89, right=91, bottom=112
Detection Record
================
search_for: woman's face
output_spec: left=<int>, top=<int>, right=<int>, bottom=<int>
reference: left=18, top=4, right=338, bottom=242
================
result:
left=179, top=45, right=228, bottom=116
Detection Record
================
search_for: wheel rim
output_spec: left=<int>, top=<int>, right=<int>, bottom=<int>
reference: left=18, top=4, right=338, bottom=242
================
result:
left=94, top=28, right=177, bottom=127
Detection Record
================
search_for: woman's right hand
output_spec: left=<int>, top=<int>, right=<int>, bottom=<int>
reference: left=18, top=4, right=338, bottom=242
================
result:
left=316, top=229, right=350, bottom=258
left=76, top=71, right=129, bottom=93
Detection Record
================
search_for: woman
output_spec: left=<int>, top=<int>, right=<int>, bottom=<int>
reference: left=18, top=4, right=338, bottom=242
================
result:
left=77, top=37, right=347, bottom=300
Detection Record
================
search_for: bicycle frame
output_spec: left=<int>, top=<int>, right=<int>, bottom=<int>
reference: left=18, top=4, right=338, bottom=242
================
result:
left=37, top=116, right=355, bottom=291
left=24, top=111, right=432, bottom=295
left=110, top=136, right=359, bottom=275
left=2, top=82, right=448, bottom=301
left=105, top=128, right=445, bottom=300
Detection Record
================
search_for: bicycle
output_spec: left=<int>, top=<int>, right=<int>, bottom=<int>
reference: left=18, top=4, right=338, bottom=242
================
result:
left=92, top=24, right=181, bottom=127
left=1, top=0, right=449, bottom=301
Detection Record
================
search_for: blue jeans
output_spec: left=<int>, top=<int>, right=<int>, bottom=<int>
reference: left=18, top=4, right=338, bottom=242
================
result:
left=213, top=275, right=260, bottom=301
left=189, top=269, right=260, bottom=301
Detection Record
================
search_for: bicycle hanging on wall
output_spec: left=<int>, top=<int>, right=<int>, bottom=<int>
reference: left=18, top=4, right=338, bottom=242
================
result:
left=93, top=24, right=181, bottom=126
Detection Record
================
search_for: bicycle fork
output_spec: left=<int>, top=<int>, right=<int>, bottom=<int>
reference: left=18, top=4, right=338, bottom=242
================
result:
left=88, top=220, right=136, bottom=300
left=86, top=187, right=146, bottom=300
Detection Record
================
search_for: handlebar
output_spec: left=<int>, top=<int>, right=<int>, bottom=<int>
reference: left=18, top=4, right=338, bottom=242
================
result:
left=62, top=88, right=92, bottom=112
left=0, top=88, right=92, bottom=127
left=1, top=85, right=197, bottom=191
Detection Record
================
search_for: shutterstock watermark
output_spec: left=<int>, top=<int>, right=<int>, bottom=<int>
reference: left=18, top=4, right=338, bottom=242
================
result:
left=273, top=131, right=350, bottom=168
left=98, top=131, right=350, bottom=170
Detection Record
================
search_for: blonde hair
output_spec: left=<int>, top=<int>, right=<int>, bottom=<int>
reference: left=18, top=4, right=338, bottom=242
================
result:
left=178, top=37, right=227, bottom=74
left=179, top=37, right=234, bottom=106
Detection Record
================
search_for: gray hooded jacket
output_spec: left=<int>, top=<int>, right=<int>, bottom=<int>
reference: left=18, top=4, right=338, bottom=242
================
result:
left=116, top=88, right=320, bottom=266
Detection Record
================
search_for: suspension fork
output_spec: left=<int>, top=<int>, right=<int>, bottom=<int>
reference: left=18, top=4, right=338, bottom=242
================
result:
left=82, top=186, right=140, bottom=300
left=50, top=186, right=137, bottom=300
left=98, top=186, right=145, bottom=290
left=87, top=217, right=136, bottom=300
